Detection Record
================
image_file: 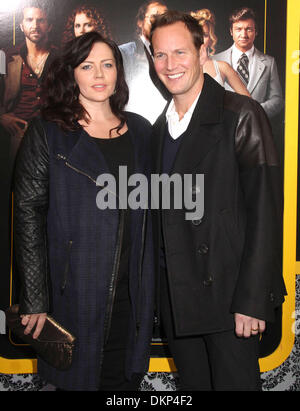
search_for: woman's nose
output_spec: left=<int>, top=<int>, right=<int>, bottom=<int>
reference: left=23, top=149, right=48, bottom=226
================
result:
left=94, top=66, right=103, bottom=78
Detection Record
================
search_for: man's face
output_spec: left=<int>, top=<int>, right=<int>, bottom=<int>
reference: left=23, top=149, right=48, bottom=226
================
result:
left=20, top=7, right=51, bottom=44
left=152, top=22, right=203, bottom=103
left=140, top=2, right=167, bottom=40
left=230, top=18, right=256, bottom=52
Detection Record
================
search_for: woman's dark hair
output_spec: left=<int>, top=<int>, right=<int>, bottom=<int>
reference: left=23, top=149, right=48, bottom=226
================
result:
left=42, top=31, right=129, bottom=135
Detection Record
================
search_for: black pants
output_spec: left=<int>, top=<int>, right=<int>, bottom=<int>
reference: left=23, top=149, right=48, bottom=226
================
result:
left=99, top=267, right=143, bottom=391
left=160, top=268, right=262, bottom=391
left=99, top=304, right=143, bottom=391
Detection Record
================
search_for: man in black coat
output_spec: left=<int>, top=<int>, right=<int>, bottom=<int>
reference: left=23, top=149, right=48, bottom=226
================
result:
left=149, top=10, right=286, bottom=391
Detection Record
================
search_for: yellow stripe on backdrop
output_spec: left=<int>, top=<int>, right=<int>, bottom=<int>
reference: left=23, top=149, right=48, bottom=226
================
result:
left=258, top=0, right=299, bottom=372
left=264, top=0, right=267, bottom=54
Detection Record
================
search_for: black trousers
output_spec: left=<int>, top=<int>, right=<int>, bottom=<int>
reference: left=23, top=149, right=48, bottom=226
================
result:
left=160, top=268, right=262, bottom=391
left=99, top=265, right=143, bottom=391
left=98, top=296, right=143, bottom=391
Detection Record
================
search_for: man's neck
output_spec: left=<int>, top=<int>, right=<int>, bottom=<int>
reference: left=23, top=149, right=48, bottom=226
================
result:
left=173, top=76, right=204, bottom=120
left=234, top=43, right=253, bottom=54
left=25, top=39, right=49, bottom=57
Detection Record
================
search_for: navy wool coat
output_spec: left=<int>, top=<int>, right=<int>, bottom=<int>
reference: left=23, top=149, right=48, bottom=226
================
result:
left=13, top=112, right=155, bottom=391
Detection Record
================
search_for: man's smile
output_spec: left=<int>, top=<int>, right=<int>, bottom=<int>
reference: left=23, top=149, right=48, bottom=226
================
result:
left=167, top=73, right=184, bottom=80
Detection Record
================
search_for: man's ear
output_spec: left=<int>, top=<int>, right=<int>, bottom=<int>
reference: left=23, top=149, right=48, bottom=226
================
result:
left=20, top=23, right=24, bottom=33
left=199, top=44, right=207, bottom=66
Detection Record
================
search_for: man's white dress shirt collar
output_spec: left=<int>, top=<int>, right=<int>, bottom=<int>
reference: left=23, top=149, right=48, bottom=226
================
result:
left=165, top=93, right=201, bottom=140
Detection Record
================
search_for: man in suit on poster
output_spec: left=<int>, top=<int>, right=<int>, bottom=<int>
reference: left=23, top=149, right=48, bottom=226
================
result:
left=119, top=0, right=169, bottom=124
left=214, top=7, right=283, bottom=119
left=150, top=10, right=286, bottom=390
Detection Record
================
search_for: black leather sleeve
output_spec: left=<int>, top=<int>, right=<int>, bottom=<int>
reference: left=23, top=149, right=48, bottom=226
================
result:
left=13, top=118, right=50, bottom=314
left=230, top=97, right=286, bottom=322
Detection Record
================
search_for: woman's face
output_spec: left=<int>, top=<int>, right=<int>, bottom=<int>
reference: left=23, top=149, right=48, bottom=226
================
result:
left=74, top=12, right=95, bottom=37
left=74, top=42, right=117, bottom=107
left=202, top=23, right=212, bottom=49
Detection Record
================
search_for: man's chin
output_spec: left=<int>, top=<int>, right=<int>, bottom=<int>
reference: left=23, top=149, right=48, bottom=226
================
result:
left=28, top=34, right=43, bottom=43
left=238, top=41, right=252, bottom=48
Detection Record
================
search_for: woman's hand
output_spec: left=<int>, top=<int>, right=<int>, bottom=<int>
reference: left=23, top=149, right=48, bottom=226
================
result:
left=20, top=313, right=47, bottom=339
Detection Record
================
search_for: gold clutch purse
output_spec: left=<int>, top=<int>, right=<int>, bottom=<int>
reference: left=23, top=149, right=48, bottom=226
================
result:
left=5, top=304, right=76, bottom=371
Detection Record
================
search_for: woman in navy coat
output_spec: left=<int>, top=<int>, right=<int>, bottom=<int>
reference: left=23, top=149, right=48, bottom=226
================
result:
left=13, top=32, right=154, bottom=391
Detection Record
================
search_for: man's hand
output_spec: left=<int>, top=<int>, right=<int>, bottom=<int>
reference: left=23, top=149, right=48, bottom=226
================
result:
left=234, top=313, right=266, bottom=338
left=21, top=313, right=47, bottom=339
left=0, top=113, right=28, bottom=138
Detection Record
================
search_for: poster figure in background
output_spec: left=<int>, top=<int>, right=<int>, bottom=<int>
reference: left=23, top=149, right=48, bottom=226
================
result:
left=214, top=7, right=283, bottom=119
left=119, top=1, right=169, bottom=124
left=61, top=4, right=112, bottom=46
left=150, top=11, right=286, bottom=390
left=0, top=0, right=57, bottom=165
left=190, top=9, right=250, bottom=97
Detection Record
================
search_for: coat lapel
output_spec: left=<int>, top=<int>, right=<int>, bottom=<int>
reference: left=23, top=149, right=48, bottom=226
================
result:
left=171, top=74, right=225, bottom=174
left=126, top=115, right=147, bottom=176
left=64, top=128, right=110, bottom=183
left=152, top=113, right=167, bottom=174
left=62, top=117, right=150, bottom=186
left=248, top=48, right=266, bottom=94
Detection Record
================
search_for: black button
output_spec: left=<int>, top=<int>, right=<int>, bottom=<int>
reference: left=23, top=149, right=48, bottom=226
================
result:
left=270, top=292, right=275, bottom=302
left=203, top=276, right=213, bottom=287
left=198, top=243, right=209, bottom=254
left=192, top=218, right=202, bottom=226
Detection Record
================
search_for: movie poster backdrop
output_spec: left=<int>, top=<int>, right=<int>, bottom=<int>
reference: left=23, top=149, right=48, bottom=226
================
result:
left=0, top=0, right=295, bottom=377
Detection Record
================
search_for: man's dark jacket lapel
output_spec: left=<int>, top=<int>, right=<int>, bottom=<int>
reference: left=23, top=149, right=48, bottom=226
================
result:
left=152, top=74, right=226, bottom=175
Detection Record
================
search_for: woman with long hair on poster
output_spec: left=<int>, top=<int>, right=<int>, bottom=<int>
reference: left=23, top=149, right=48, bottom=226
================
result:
left=191, top=9, right=251, bottom=97
left=13, top=31, right=154, bottom=391
left=62, top=4, right=112, bottom=45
